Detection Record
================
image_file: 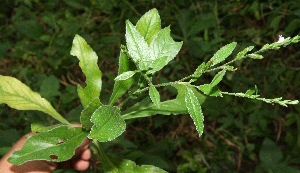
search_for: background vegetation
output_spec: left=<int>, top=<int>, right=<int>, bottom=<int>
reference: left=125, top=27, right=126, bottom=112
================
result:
left=0, top=0, right=299, bottom=172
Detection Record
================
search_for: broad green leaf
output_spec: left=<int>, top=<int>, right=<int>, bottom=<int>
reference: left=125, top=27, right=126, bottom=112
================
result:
left=149, top=86, right=160, bottom=107
left=88, top=105, right=126, bottom=142
left=122, top=85, right=206, bottom=119
left=80, top=98, right=102, bottom=130
left=109, top=51, right=135, bottom=105
left=236, top=46, right=254, bottom=59
left=210, top=42, right=237, bottom=66
left=0, top=75, right=69, bottom=124
left=149, top=27, right=183, bottom=71
left=115, top=71, right=137, bottom=81
left=210, top=69, right=226, bottom=87
left=70, top=34, right=102, bottom=108
left=125, top=20, right=151, bottom=70
left=185, top=86, right=204, bottom=137
left=8, top=125, right=88, bottom=165
left=136, top=8, right=161, bottom=45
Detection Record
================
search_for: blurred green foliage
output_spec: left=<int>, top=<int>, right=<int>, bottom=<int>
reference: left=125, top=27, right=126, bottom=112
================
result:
left=0, top=0, right=299, bottom=172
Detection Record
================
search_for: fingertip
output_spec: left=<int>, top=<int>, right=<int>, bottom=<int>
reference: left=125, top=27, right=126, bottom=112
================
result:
left=81, top=149, right=92, bottom=161
left=73, top=160, right=90, bottom=171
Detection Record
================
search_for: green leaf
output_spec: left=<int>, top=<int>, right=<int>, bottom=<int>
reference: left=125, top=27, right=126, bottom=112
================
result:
left=198, top=85, right=222, bottom=97
left=149, top=86, right=160, bottom=107
left=31, top=124, right=62, bottom=133
left=191, top=62, right=205, bottom=79
left=80, top=98, right=102, bottom=130
left=210, top=42, right=237, bottom=66
left=107, top=157, right=167, bottom=173
left=148, top=56, right=169, bottom=74
left=122, top=98, right=187, bottom=120
left=198, top=84, right=211, bottom=95
left=39, top=75, right=60, bottom=102
left=8, top=125, right=87, bottom=165
left=149, top=27, right=183, bottom=71
left=122, top=85, right=206, bottom=119
left=125, top=20, right=151, bottom=70
left=236, top=46, right=254, bottom=59
left=259, top=138, right=283, bottom=168
left=70, top=34, right=102, bottom=108
left=136, top=8, right=161, bottom=45
left=198, top=69, right=226, bottom=96
left=185, top=86, right=204, bottom=137
left=109, top=51, right=135, bottom=105
left=210, top=69, right=226, bottom=87
left=97, top=145, right=167, bottom=173
left=88, top=105, right=126, bottom=142
left=0, top=75, right=69, bottom=124
left=115, top=71, right=137, bottom=81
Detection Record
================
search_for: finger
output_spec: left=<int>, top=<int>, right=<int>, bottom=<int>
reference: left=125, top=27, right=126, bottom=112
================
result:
left=72, top=160, right=90, bottom=171
left=80, top=149, right=92, bottom=161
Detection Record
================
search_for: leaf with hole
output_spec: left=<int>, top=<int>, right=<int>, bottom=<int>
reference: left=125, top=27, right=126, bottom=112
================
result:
left=8, top=125, right=87, bottom=165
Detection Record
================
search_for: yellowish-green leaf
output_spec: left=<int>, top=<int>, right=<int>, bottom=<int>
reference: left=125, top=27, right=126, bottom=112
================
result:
left=0, top=75, right=69, bottom=124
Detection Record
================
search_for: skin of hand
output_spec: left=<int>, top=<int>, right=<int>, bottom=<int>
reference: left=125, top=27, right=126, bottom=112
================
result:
left=0, top=126, right=91, bottom=173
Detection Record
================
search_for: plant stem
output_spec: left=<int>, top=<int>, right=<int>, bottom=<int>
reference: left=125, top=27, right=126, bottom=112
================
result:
left=92, top=140, right=118, bottom=172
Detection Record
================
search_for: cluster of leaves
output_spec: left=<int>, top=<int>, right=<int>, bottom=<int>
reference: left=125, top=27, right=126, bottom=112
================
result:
left=1, top=1, right=300, bottom=172
left=1, top=7, right=300, bottom=173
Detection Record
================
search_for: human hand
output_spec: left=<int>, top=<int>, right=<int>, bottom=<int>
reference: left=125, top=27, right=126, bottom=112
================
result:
left=0, top=129, right=91, bottom=173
